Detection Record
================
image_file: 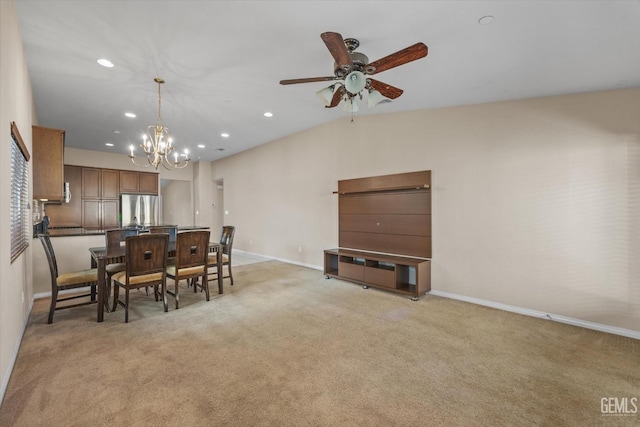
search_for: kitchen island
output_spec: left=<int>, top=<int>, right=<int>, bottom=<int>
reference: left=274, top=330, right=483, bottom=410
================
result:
left=45, top=225, right=210, bottom=237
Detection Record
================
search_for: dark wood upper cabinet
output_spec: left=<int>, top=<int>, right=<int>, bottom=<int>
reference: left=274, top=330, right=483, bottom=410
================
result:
left=101, top=169, right=119, bottom=199
left=139, top=172, right=158, bottom=194
left=119, top=170, right=158, bottom=194
left=81, top=168, right=101, bottom=198
left=119, top=171, right=139, bottom=193
left=33, top=125, right=65, bottom=201
left=44, top=165, right=82, bottom=227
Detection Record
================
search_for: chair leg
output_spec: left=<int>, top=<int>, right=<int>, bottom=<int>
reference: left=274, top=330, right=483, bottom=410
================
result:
left=105, top=275, right=113, bottom=312
left=203, top=274, right=210, bottom=301
left=124, top=287, right=130, bottom=323
left=112, top=283, right=120, bottom=312
left=174, top=278, right=180, bottom=309
left=48, top=287, right=58, bottom=324
left=228, top=263, right=234, bottom=286
left=162, top=283, right=168, bottom=312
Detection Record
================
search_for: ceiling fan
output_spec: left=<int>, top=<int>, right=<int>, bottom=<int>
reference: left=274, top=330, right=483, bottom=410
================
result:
left=280, top=32, right=428, bottom=111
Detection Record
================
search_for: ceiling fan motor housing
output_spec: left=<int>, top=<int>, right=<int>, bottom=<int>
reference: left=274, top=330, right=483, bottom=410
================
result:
left=334, top=51, right=369, bottom=77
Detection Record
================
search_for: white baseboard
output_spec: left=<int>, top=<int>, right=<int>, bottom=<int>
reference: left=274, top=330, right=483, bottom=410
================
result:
left=430, top=290, right=640, bottom=340
left=0, top=297, right=34, bottom=406
left=234, top=250, right=639, bottom=340
left=232, top=249, right=323, bottom=271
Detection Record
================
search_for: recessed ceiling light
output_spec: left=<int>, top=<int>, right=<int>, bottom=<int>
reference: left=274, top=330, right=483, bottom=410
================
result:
left=221, top=133, right=229, bottom=138
left=105, top=143, right=114, bottom=147
left=264, top=112, right=273, bottom=117
left=198, top=144, right=205, bottom=148
left=125, top=112, right=136, bottom=118
left=97, top=58, right=114, bottom=68
left=113, top=130, right=121, bottom=134
left=478, top=15, right=494, bottom=25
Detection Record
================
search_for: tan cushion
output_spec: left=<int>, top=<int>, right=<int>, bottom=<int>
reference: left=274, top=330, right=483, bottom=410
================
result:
left=207, top=253, right=229, bottom=265
left=166, top=265, right=205, bottom=278
left=105, top=262, right=126, bottom=274
left=112, top=271, right=164, bottom=286
left=57, top=269, right=98, bottom=287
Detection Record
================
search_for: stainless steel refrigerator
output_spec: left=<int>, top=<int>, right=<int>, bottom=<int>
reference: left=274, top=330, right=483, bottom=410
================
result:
left=120, top=194, right=159, bottom=227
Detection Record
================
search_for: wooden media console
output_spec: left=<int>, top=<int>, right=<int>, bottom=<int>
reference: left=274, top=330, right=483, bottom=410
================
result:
left=324, top=170, right=432, bottom=300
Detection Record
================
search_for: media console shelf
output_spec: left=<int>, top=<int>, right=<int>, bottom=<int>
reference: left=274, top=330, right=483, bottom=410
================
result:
left=324, top=170, right=432, bottom=300
left=324, top=249, right=431, bottom=301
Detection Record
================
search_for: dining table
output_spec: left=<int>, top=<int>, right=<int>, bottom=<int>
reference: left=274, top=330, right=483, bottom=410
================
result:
left=89, top=241, right=223, bottom=322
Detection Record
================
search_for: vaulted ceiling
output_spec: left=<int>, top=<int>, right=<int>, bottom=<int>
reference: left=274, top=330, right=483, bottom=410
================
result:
left=15, top=0, right=640, bottom=162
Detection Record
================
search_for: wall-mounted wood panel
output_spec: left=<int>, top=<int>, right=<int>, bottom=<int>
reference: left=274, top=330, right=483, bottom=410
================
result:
left=336, top=171, right=432, bottom=259
left=339, top=191, right=430, bottom=215
left=338, top=170, right=431, bottom=194
left=339, top=232, right=431, bottom=259
left=339, top=214, right=431, bottom=237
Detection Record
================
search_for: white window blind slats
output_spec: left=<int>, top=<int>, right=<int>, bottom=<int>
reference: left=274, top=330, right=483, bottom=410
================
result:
left=11, top=134, right=29, bottom=263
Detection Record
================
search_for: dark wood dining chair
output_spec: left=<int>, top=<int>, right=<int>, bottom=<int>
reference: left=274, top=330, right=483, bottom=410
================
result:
left=112, top=233, right=169, bottom=323
left=166, top=230, right=210, bottom=309
left=148, top=225, right=177, bottom=242
left=149, top=225, right=178, bottom=265
left=207, top=225, right=235, bottom=287
left=38, top=234, right=99, bottom=324
left=105, top=228, right=139, bottom=311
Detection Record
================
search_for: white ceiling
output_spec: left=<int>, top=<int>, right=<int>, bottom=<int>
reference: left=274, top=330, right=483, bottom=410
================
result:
left=15, top=0, right=640, bottom=163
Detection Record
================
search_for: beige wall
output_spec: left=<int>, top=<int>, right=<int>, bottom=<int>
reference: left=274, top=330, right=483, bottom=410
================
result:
left=161, top=179, right=192, bottom=226
left=0, top=0, right=36, bottom=403
left=211, top=88, right=640, bottom=333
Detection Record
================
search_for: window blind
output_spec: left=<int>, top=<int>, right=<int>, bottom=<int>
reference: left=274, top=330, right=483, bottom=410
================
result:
left=10, top=123, right=30, bottom=263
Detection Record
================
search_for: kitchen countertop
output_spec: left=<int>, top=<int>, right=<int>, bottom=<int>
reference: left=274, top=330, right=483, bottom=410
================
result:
left=43, top=225, right=210, bottom=237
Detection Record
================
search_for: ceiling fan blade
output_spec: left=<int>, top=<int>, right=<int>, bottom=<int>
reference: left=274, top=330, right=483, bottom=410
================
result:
left=369, top=79, right=403, bottom=99
left=321, top=32, right=353, bottom=70
left=326, top=85, right=345, bottom=108
left=367, top=42, right=428, bottom=75
left=280, top=76, right=337, bottom=85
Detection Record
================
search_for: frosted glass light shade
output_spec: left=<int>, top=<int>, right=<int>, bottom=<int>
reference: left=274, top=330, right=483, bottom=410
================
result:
left=344, top=71, right=366, bottom=94
left=343, top=98, right=359, bottom=112
left=368, top=89, right=389, bottom=107
left=316, top=86, right=334, bottom=106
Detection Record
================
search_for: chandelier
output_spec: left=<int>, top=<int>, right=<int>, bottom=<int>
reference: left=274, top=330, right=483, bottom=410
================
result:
left=129, top=78, right=190, bottom=170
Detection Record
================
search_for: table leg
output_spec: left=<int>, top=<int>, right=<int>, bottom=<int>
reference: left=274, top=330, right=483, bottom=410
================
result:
left=217, top=249, right=223, bottom=294
left=97, top=257, right=105, bottom=322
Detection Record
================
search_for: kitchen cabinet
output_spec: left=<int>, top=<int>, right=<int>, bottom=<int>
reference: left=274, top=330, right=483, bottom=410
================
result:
left=119, top=171, right=158, bottom=194
left=101, top=169, right=120, bottom=199
left=81, top=168, right=100, bottom=198
left=82, top=199, right=119, bottom=229
left=82, top=168, right=119, bottom=199
left=33, top=126, right=65, bottom=201
left=139, top=172, right=158, bottom=194
left=44, top=165, right=82, bottom=227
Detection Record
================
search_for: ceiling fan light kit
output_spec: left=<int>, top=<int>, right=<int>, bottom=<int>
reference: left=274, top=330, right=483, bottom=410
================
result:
left=280, top=31, right=428, bottom=114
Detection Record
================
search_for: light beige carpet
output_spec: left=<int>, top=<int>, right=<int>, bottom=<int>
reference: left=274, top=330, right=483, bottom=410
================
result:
left=0, top=260, right=638, bottom=426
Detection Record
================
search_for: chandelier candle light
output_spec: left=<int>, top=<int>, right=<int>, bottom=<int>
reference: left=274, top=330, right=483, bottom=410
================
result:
left=129, top=78, right=190, bottom=170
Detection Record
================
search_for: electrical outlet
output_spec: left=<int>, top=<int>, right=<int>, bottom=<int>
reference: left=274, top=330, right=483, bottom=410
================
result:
left=298, top=246, right=302, bottom=253
left=249, top=239, right=253, bottom=245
